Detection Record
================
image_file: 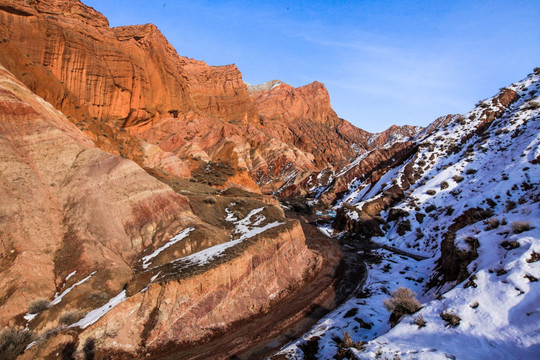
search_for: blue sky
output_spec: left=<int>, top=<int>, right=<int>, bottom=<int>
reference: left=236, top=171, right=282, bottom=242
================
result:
left=83, top=0, right=540, bottom=132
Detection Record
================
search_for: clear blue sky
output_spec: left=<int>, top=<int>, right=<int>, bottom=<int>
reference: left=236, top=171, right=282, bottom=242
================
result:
left=83, top=0, right=539, bottom=132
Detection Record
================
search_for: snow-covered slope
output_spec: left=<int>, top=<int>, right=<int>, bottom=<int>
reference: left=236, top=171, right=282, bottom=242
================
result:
left=277, top=69, right=540, bottom=359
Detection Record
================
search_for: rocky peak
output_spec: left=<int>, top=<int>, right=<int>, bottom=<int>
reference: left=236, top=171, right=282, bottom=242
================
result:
left=249, top=79, right=336, bottom=124
left=245, top=79, right=283, bottom=93
left=368, top=124, right=424, bottom=149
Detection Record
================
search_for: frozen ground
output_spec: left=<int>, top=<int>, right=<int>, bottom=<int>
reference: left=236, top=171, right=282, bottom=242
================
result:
left=278, top=71, right=540, bottom=359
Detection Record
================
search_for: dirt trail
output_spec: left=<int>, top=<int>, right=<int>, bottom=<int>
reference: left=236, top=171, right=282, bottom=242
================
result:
left=161, top=212, right=365, bottom=360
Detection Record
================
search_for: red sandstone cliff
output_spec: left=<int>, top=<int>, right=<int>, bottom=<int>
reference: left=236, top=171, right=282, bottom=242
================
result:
left=0, top=64, right=196, bottom=327
left=0, top=63, right=318, bottom=359
left=0, top=0, right=421, bottom=194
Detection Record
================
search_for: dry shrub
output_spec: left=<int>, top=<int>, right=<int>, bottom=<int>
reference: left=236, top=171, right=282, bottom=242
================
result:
left=413, top=314, right=427, bottom=328
left=334, top=330, right=364, bottom=359
left=384, top=287, right=422, bottom=326
left=59, top=310, right=85, bottom=326
left=0, top=327, right=36, bottom=360
left=426, top=189, right=437, bottom=196
left=340, top=330, right=363, bottom=349
left=501, top=240, right=520, bottom=250
left=527, top=252, right=539, bottom=263
left=511, top=221, right=532, bottom=234
left=440, top=311, right=461, bottom=327
left=484, top=217, right=500, bottom=230
left=28, top=298, right=49, bottom=314
left=452, top=175, right=464, bottom=183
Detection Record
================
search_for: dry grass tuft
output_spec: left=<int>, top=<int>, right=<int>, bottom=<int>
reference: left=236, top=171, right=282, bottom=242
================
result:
left=0, top=327, right=36, bottom=360
left=511, top=221, right=532, bottom=234
left=59, top=310, right=85, bottom=326
left=384, top=287, right=422, bottom=326
left=440, top=310, right=461, bottom=327
left=28, top=298, right=49, bottom=314
left=413, top=314, right=427, bottom=328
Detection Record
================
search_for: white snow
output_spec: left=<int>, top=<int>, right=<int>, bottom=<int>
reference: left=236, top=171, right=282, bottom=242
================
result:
left=50, top=271, right=96, bottom=306
left=172, top=238, right=244, bottom=267
left=278, top=70, right=540, bottom=359
left=141, top=227, right=195, bottom=269
left=23, top=313, right=37, bottom=322
left=70, top=290, right=127, bottom=329
left=65, top=270, right=77, bottom=282
left=171, top=207, right=284, bottom=267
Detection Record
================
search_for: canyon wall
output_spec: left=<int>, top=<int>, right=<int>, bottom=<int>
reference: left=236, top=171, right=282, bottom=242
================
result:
left=0, top=64, right=197, bottom=327
left=0, top=0, right=422, bottom=194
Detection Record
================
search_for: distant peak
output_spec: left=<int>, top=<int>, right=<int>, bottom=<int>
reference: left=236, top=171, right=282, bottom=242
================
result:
left=245, top=80, right=285, bottom=93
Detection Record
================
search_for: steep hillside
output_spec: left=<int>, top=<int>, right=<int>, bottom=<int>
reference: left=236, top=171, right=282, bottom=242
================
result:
left=277, top=69, right=540, bottom=359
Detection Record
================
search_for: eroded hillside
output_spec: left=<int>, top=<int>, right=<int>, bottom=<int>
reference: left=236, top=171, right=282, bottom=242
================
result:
left=0, top=0, right=421, bottom=195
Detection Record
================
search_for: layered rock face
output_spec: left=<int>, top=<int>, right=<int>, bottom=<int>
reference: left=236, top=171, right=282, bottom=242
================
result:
left=75, top=221, right=316, bottom=358
left=0, top=64, right=195, bottom=327
left=0, top=0, right=421, bottom=194
left=0, top=64, right=318, bottom=358
left=248, top=80, right=373, bottom=168
left=0, top=0, right=256, bottom=127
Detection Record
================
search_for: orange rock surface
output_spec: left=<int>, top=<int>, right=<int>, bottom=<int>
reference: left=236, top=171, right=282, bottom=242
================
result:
left=0, top=0, right=422, bottom=194
left=0, top=64, right=196, bottom=327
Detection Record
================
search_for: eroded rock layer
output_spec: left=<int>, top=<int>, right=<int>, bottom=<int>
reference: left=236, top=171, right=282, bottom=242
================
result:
left=0, top=64, right=195, bottom=327
left=0, top=64, right=319, bottom=359
left=0, top=0, right=422, bottom=194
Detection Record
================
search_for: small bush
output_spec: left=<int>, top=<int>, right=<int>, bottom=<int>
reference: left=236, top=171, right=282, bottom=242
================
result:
left=426, top=189, right=436, bottom=196
left=333, top=331, right=364, bottom=359
left=484, top=217, right=500, bottom=230
left=440, top=181, right=449, bottom=190
left=341, top=330, right=363, bottom=349
left=452, top=175, right=464, bottom=183
left=505, top=200, right=516, bottom=211
left=500, top=240, right=520, bottom=250
left=384, top=287, right=422, bottom=326
left=203, top=197, right=217, bottom=205
left=440, top=310, right=461, bottom=327
left=511, top=221, right=532, bottom=234
left=465, top=168, right=477, bottom=175
left=425, top=204, right=437, bottom=213
left=59, top=310, right=85, bottom=326
left=0, top=328, right=36, bottom=360
left=413, top=314, right=427, bottom=328
left=28, top=298, right=49, bottom=314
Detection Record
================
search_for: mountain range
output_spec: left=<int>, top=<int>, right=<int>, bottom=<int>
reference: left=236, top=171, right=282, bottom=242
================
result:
left=0, top=1, right=537, bottom=359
